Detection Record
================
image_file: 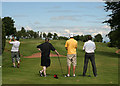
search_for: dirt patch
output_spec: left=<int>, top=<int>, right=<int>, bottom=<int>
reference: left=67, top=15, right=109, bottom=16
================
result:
left=24, top=53, right=66, bottom=58
left=116, top=49, right=120, bottom=54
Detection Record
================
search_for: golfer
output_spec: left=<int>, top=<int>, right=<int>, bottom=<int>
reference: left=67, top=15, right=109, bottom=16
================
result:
left=9, top=36, right=20, bottom=68
left=83, top=36, right=97, bottom=77
left=65, top=33, right=77, bottom=77
left=37, top=38, right=59, bottom=77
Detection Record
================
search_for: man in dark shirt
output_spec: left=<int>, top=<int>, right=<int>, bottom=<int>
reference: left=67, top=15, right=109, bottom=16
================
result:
left=37, top=38, right=59, bottom=77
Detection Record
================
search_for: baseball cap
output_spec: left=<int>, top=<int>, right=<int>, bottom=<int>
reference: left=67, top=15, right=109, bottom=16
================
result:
left=69, top=33, right=74, bottom=38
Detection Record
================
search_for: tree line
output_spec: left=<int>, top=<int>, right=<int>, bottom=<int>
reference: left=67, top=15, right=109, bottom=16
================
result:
left=1, top=16, right=104, bottom=53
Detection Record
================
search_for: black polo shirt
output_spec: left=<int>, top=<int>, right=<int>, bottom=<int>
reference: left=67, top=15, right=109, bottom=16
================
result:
left=37, top=42, right=55, bottom=59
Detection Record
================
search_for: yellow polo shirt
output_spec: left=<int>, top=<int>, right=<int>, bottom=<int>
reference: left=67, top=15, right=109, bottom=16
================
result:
left=65, top=38, right=77, bottom=54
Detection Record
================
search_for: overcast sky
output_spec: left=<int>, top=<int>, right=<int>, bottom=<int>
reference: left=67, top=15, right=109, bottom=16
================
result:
left=2, top=2, right=111, bottom=42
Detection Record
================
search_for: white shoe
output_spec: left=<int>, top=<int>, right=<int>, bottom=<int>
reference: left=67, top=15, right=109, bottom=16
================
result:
left=73, top=74, right=76, bottom=77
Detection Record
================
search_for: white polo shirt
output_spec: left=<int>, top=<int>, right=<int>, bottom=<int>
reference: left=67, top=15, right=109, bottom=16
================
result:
left=83, top=40, right=96, bottom=53
left=10, top=41, right=20, bottom=52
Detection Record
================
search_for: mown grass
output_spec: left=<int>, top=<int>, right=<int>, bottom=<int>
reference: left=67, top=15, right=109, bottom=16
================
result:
left=2, top=39, right=118, bottom=84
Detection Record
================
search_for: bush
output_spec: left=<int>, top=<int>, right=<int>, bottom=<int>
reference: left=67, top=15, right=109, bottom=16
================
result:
left=107, top=42, right=114, bottom=47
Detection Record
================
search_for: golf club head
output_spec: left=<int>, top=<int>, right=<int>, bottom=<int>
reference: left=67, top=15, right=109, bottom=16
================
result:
left=88, top=75, right=91, bottom=77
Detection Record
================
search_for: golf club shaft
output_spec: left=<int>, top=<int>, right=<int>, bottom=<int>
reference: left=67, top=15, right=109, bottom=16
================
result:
left=58, top=56, right=64, bottom=75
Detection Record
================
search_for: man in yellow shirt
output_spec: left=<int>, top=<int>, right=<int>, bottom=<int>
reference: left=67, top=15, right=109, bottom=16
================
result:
left=65, top=33, right=77, bottom=77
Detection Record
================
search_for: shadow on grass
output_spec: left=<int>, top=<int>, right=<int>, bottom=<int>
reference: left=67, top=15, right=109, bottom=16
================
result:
left=96, top=51, right=119, bottom=58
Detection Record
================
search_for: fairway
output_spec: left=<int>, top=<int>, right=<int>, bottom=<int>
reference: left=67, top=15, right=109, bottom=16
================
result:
left=2, top=39, right=118, bottom=84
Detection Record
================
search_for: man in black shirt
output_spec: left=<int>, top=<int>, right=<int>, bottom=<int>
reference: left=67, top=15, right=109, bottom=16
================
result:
left=37, top=38, right=59, bottom=77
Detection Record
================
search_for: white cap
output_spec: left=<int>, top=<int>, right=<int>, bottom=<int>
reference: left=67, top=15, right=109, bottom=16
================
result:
left=69, top=33, right=74, bottom=38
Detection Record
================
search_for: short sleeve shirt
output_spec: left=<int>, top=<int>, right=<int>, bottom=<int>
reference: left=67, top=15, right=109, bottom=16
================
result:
left=10, top=41, right=20, bottom=52
left=65, top=38, right=77, bottom=54
left=37, top=42, right=55, bottom=59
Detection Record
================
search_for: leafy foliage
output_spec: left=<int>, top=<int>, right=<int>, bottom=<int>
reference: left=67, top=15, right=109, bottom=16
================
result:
left=104, top=2, right=120, bottom=48
left=2, top=17, right=16, bottom=37
left=94, top=34, right=103, bottom=42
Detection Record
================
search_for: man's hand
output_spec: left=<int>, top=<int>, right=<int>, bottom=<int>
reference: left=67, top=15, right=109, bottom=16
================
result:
left=9, top=39, right=12, bottom=44
left=55, top=50, right=60, bottom=56
left=37, top=48, right=41, bottom=51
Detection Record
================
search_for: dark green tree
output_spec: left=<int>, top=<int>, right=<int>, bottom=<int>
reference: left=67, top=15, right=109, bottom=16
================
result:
left=27, top=30, right=34, bottom=38
left=104, top=1, right=120, bottom=48
left=2, top=17, right=16, bottom=37
left=33, top=32, right=39, bottom=38
left=21, top=27, right=27, bottom=38
left=1, top=19, right=6, bottom=53
left=94, top=34, right=103, bottom=42
left=43, top=33, right=46, bottom=38
left=47, top=32, right=53, bottom=38
left=83, top=35, right=92, bottom=42
left=74, top=35, right=80, bottom=41
left=53, top=33, right=58, bottom=40
left=16, top=31, right=22, bottom=38
left=40, top=32, right=42, bottom=38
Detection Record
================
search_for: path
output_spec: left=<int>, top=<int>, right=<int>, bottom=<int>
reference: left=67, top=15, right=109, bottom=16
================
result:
left=24, top=53, right=66, bottom=58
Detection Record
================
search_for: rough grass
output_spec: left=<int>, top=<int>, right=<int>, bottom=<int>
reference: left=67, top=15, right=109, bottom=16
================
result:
left=2, top=39, right=118, bottom=84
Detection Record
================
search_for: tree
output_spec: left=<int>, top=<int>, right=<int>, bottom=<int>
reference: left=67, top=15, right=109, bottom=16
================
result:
left=83, top=35, right=92, bottom=42
left=2, top=17, right=16, bottom=37
left=47, top=32, right=53, bottom=38
left=27, top=30, right=34, bottom=38
left=74, top=35, right=80, bottom=41
left=33, top=32, right=39, bottom=38
left=43, top=33, right=46, bottom=38
left=1, top=19, right=6, bottom=53
left=16, top=31, right=22, bottom=38
left=40, top=32, right=42, bottom=38
left=94, top=34, right=103, bottom=42
left=58, top=36, right=68, bottom=40
left=53, top=33, right=58, bottom=40
left=104, top=1, right=120, bottom=48
left=21, top=27, right=27, bottom=38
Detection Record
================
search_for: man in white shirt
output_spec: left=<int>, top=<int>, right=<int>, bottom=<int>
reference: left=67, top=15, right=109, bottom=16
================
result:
left=9, top=37, right=20, bottom=68
left=83, top=36, right=97, bottom=77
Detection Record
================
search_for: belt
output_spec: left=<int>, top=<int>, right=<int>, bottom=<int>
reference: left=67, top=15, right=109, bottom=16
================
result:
left=85, top=52, right=94, bottom=54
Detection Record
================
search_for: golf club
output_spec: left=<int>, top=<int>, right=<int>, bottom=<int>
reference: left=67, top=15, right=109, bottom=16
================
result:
left=88, top=60, right=91, bottom=77
left=57, top=55, right=64, bottom=76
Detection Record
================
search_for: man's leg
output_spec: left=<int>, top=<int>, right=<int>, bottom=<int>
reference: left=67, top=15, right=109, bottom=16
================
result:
left=90, top=54, right=97, bottom=77
left=43, top=66, right=47, bottom=77
left=11, top=52, right=16, bottom=67
left=67, top=54, right=71, bottom=76
left=16, top=52, right=20, bottom=68
left=83, top=54, right=89, bottom=76
left=73, top=66, right=76, bottom=76
left=67, top=66, right=71, bottom=76
left=72, top=54, right=77, bottom=76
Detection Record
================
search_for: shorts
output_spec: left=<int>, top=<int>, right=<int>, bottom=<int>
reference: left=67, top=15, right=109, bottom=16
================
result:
left=11, top=52, right=20, bottom=63
left=67, top=54, right=77, bottom=66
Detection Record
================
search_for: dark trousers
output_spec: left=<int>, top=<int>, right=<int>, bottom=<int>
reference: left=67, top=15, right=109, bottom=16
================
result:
left=83, top=53, right=97, bottom=76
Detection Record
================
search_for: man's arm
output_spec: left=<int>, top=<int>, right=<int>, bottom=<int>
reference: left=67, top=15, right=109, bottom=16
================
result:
left=65, top=47, right=68, bottom=50
left=55, top=50, right=60, bottom=56
left=65, top=41, right=68, bottom=50
left=9, top=39, right=12, bottom=44
left=83, top=43, right=86, bottom=51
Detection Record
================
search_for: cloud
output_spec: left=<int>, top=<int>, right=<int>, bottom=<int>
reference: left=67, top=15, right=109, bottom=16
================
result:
left=25, top=26, right=32, bottom=30
left=34, top=21, right=40, bottom=24
left=50, top=16, right=80, bottom=21
left=48, top=10, right=82, bottom=13
left=102, top=25, right=110, bottom=29
left=65, top=29, right=70, bottom=33
left=13, top=15, right=28, bottom=18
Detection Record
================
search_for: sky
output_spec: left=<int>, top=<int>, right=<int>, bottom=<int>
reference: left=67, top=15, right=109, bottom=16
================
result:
left=2, top=2, right=112, bottom=42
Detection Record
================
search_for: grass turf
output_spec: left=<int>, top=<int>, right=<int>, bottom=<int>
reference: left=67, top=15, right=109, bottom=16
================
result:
left=2, top=39, right=118, bottom=84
